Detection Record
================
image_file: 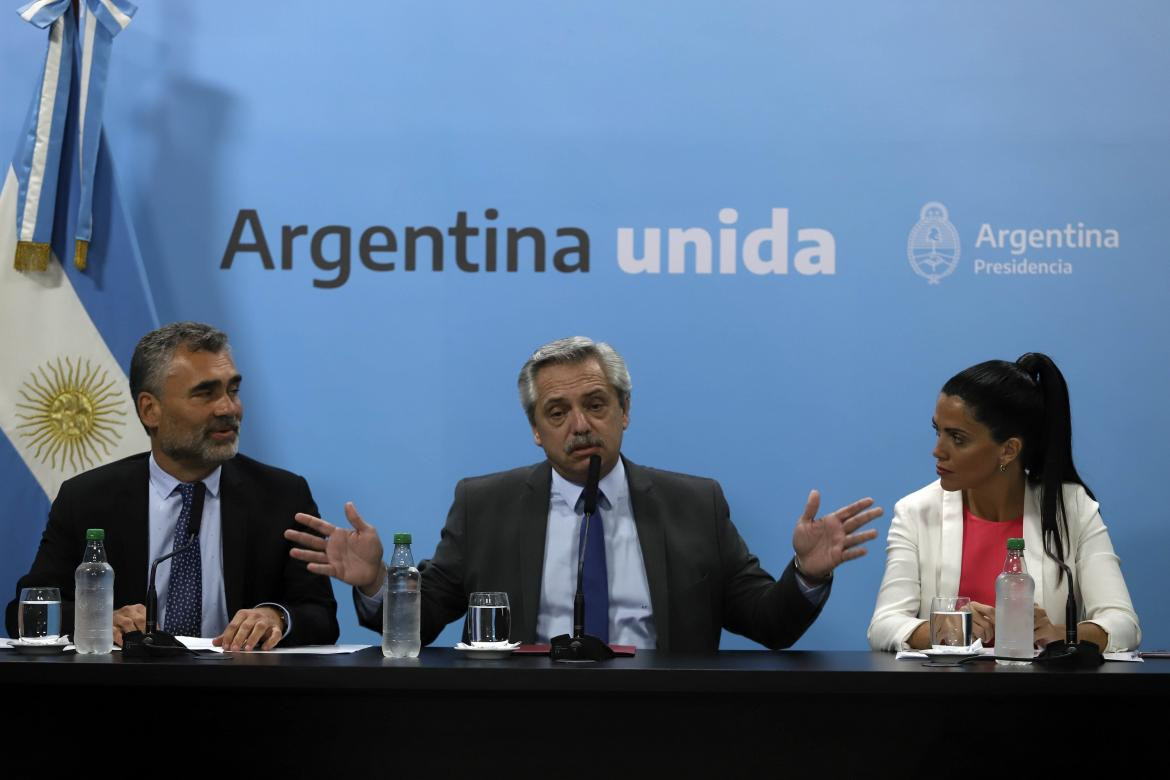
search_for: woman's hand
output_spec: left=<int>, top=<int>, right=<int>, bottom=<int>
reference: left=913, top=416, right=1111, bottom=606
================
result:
left=1033, top=604, right=1064, bottom=647
left=969, top=601, right=995, bottom=645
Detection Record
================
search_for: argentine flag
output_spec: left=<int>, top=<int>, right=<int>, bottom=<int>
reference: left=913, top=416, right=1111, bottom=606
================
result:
left=1, top=0, right=154, bottom=615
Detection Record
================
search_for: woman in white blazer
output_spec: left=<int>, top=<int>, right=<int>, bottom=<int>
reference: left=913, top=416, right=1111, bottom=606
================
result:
left=868, top=353, right=1140, bottom=653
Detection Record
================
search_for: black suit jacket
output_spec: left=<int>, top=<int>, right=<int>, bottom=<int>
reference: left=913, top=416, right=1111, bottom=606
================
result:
left=5, top=452, right=339, bottom=646
left=358, top=458, right=826, bottom=652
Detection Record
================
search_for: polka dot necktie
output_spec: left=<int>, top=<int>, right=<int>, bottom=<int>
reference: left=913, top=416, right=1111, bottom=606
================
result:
left=577, top=492, right=609, bottom=643
left=164, top=481, right=204, bottom=637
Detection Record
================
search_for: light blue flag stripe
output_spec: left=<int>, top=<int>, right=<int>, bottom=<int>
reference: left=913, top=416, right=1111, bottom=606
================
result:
left=13, top=2, right=74, bottom=265
left=73, top=0, right=136, bottom=263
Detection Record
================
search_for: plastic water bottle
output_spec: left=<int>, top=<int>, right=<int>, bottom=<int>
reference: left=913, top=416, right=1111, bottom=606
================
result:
left=994, top=537, right=1034, bottom=665
left=382, top=533, right=421, bottom=658
left=74, top=528, right=114, bottom=654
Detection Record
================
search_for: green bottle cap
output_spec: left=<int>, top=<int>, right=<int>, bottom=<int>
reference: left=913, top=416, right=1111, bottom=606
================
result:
left=85, top=528, right=105, bottom=541
left=1007, top=537, right=1025, bottom=551
left=393, top=533, right=412, bottom=545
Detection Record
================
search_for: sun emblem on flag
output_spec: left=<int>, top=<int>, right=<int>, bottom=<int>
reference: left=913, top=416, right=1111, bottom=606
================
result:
left=15, top=357, right=131, bottom=472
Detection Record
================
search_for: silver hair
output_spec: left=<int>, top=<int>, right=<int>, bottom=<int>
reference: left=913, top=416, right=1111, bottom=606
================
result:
left=518, top=336, right=632, bottom=424
left=130, top=321, right=231, bottom=407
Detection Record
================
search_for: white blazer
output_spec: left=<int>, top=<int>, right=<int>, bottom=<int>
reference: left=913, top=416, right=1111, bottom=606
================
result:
left=867, top=480, right=1140, bottom=653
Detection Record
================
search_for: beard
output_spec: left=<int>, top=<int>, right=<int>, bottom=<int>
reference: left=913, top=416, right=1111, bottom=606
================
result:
left=157, top=415, right=240, bottom=467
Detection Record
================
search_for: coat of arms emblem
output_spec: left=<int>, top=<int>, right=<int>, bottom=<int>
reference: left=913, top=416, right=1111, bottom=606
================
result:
left=908, top=202, right=960, bottom=284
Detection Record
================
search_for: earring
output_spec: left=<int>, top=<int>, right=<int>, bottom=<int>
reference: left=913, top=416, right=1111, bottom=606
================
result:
left=998, top=462, right=1007, bottom=473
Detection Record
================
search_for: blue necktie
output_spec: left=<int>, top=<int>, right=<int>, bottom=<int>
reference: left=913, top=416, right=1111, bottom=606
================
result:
left=165, top=481, right=203, bottom=637
left=578, top=493, right=609, bottom=643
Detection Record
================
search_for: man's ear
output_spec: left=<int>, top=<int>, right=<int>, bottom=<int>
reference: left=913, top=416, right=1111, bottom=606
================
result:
left=137, top=392, right=160, bottom=434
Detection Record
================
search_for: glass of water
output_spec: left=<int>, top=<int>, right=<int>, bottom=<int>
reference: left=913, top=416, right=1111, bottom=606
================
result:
left=465, top=592, right=511, bottom=646
left=18, top=587, right=62, bottom=644
left=930, top=596, right=973, bottom=649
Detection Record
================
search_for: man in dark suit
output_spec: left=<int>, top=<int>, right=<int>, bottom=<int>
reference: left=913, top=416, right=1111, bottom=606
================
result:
left=5, top=322, right=338, bottom=650
left=288, top=337, right=880, bottom=651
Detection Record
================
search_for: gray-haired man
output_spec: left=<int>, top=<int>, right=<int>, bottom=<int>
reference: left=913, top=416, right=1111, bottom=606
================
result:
left=289, top=336, right=879, bottom=651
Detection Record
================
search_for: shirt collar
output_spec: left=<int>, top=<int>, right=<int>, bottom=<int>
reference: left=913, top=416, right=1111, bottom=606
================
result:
left=148, top=452, right=223, bottom=500
left=549, top=456, right=627, bottom=513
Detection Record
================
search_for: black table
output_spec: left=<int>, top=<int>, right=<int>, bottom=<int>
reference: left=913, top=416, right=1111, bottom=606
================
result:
left=3, top=647, right=1161, bottom=773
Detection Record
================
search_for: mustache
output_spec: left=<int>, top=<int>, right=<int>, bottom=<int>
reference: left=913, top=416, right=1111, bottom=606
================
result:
left=565, top=433, right=604, bottom=455
left=206, top=416, right=240, bottom=434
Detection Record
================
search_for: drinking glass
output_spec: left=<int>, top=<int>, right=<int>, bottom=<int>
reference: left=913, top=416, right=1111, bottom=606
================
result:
left=465, top=592, right=512, bottom=646
left=18, top=587, right=62, bottom=644
left=930, top=596, right=973, bottom=649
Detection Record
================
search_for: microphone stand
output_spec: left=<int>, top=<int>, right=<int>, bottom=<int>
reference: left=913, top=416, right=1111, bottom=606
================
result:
left=551, top=455, right=615, bottom=663
left=1035, top=561, right=1104, bottom=668
left=122, top=538, right=197, bottom=658
left=124, top=483, right=205, bottom=657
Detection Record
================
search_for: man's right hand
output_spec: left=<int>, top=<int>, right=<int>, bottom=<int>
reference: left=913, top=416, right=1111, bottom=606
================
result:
left=113, top=603, right=146, bottom=647
left=286, top=502, right=384, bottom=596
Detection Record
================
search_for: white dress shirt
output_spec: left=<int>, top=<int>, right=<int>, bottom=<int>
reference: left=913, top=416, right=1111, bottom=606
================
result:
left=147, top=455, right=229, bottom=637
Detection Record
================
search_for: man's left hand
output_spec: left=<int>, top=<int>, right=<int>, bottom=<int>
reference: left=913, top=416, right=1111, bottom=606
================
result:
left=212, top=607, right=285, bottom=651
left=791, top=489, right=882, bottom=580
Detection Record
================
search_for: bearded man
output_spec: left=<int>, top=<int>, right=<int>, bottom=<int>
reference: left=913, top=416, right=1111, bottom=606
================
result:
left=5, top=322, right=338, bottom=650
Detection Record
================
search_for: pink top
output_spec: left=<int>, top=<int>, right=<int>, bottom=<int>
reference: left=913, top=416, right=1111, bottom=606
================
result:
left=957, top=506, right=1024, bottom=608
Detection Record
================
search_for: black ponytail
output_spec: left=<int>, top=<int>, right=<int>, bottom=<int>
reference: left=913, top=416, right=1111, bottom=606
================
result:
left=941, top=352, right=1092, bottom=583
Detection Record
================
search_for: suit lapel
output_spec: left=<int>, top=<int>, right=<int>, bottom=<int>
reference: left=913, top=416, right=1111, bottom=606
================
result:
left=1022, top=482, right=1045, bottom=600
left=938, top=486, right=964, bottom=598
left=625, top=458, right=670, bottom=650
left=517, top=462, right=551, bottom=643
left=219, top=460, right=247, bottom=614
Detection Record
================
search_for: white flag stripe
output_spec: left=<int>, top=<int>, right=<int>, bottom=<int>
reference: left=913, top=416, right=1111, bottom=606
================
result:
left=19, top=16, right=67, bottom=243
left=18, top=0, right=57, bottom=23
left=99, top=0, right=133, bottom=31
left=1, top=165, right=150, bottom=500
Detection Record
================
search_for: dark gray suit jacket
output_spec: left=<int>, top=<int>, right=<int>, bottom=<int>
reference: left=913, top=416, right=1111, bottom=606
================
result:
left=5, top=452, right=339, bottom=646
left=358, top=458, right=827, bottom=652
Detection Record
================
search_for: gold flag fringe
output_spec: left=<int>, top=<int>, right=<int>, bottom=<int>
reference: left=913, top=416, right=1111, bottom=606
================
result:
left=14, top=241, right=50, bottom=272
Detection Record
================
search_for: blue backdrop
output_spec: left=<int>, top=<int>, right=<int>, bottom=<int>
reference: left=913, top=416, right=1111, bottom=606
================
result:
left=2, top=1, right=1167, bottom=649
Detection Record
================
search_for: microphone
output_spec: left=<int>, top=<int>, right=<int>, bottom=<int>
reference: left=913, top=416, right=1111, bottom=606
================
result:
left=1035, top=560, right=1104, bottom=667
left=123, top=483, right=205, bottom=657
left=551, top=454, right=615, bottom=662
left=572, top=453, right=602, bottom=638
left=582, top=453, right=601, bottom=516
